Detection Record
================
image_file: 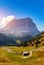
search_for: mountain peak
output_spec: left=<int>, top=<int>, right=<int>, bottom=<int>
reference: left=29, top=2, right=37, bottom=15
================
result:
left=0, top=17, right=40, bottom=37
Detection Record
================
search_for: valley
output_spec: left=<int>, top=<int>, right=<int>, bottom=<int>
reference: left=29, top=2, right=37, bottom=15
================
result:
left=0, top=0, right=44, bottom=65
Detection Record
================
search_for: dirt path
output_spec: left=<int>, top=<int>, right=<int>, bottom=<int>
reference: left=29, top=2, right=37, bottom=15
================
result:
left=1, top=46, right=44, bottom=58
left=2, top=47, right=13, bottom=53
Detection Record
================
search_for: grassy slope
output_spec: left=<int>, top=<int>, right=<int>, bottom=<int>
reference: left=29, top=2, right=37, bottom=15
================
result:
left=0, top=46, right=44, bottom=65
left=0, top=32, right=44, bottom=65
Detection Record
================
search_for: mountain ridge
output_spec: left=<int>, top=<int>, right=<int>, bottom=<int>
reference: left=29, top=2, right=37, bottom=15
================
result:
left=0, top=18, right=40, bottom=37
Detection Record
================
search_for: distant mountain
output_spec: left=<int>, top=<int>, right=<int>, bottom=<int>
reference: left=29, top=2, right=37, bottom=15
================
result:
left=12, top=34, right=33, bottom=43
left=0, top=33, right=16, bottom=46
left=1, top=18, right=40, bottom=37
left=0, top=18, right=40, bottom=45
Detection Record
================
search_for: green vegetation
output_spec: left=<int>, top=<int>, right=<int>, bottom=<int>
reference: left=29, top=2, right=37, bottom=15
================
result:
left=20, top=32, right=44, bottom=47
left=0, top=46, right=44, bottom=65
left=0, top=32, right=44, bottom=65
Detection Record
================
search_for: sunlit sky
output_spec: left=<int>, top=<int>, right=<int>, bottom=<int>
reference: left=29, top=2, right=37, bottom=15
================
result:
left=0, top=0, right=44, bottom=31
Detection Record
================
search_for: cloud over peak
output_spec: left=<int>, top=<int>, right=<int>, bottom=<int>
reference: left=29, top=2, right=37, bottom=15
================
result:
left=0, top=15, right=15, bottom=28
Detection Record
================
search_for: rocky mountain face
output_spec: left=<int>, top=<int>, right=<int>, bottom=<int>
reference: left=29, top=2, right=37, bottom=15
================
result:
left=1, top=18, right=40, bottom=37
left=0, top=18, right=41, bottom=46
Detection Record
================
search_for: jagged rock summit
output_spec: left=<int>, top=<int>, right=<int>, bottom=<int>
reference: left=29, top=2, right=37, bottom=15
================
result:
left=0, top=18, right=40, bottom=37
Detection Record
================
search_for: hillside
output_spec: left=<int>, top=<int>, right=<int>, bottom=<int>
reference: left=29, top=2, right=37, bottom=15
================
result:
left=24, top=32, right=44, bottom=47
left=0, top=46, right=44, bottom=65
left=0, top=33, right=16, bottom=46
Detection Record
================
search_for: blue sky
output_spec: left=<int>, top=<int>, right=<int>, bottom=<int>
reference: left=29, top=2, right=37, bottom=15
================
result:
left=0, top=0, right=44, bottom=31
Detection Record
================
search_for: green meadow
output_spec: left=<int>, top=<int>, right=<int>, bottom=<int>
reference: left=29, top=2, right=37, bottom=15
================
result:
left=0, top=46, right=44, bottom=65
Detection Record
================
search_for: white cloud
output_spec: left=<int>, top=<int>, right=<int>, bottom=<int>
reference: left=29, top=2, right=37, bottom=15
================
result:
left=0, top=15, right=15, bottom=28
